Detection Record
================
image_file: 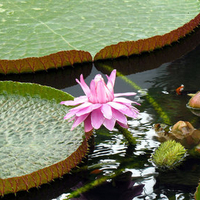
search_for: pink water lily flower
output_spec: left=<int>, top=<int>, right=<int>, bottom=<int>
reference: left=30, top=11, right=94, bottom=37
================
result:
left=61, top=69, right=140, bottom=132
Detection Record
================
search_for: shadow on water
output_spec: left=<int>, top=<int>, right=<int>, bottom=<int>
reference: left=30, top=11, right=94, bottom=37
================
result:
left=1, top=27, right=200, bottom=200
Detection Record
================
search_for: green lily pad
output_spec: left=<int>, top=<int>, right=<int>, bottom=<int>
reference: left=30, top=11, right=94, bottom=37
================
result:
left=0, top=0, right=200, bottom=59
left=0, top=1, right=200, bottom=73
left=0, top=81, right=92, bottom=196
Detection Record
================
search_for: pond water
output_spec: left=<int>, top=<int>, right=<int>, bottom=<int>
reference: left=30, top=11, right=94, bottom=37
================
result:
left=1, top=28, right=200, bottom=200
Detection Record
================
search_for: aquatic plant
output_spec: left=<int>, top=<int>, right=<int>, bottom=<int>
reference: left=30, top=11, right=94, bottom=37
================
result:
left=187, top=91, right=200, bottom=117
left=152, top=140, right=187, bottom=170
left=189, top=91, right=200, bottom=108
left=61, top=69, right=140, bottom=133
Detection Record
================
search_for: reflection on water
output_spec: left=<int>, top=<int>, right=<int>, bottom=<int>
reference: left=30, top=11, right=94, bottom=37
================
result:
left=2, top=34, right=200, bottom=200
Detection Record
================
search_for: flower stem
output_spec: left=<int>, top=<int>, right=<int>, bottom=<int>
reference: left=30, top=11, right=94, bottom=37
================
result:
left=64, top=170, right=122, bottom=200
left=115, top=124, right=137, bottom=146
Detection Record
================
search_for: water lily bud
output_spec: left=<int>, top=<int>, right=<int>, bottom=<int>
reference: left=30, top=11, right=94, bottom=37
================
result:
left=189, top=91, right=200, bottom=108
left=171, top=121, right=195, bottom=136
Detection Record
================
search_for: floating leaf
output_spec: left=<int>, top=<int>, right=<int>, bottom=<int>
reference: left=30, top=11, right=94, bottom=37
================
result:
left=0, top=1, right=200, bottom=73
left=0, top=81, right=92, bottom=196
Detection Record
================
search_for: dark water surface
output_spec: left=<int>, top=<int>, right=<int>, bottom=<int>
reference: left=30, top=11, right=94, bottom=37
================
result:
left=1, top=28, right=200, bottom=200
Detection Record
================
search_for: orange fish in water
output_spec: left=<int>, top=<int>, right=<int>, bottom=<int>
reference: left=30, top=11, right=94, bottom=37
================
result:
left=176, top=84, right=184, bottom=95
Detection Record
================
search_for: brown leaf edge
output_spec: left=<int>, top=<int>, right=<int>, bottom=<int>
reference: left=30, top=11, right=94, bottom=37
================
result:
left=0, top=50, right=92, bottom=74
left=94, top=13, right=200, bottom=61
left=0, top=131, right=92, bottom=196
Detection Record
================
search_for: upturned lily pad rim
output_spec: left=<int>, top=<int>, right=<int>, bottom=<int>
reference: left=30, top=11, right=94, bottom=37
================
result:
left=0, top=80, right=74, bottom=102
left=0, top=81, right=93, bottom=196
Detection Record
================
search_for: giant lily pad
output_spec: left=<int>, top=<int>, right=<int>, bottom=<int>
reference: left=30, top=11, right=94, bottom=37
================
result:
left=0, top=81, right=92, bottom=196
left=0, top=1, right=200, bottom=73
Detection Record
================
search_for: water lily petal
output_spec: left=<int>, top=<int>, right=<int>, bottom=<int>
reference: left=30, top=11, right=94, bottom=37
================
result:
left=60, top=100, right=76, bottom=106
left=69, top=102, right=92, bottom=112
left=76, top=74, right=91, bottom=97
left=106, top=86, right=114, bottom=102
left=101, top=104, right=112, bottom=119
left=96, top=80, right=108, bottom=103
left=89, top=79, right=98, bottom=103
left=60, top=96, right=88, bottom=106
left=63, top=102, right=93, bottom=120
left=73, top=96, right=88, bottom=103
left=108, top=102, right=139, bottom=118
left=76, top=104, right=101, bottom=116
left=71, top=113, right=89, bottom=130
left=108, top=101, right=128, bottom=110
left=114, top=92, right=137, bottom=97
left=106, top=69, right=116, bottom=91
left=117, top=121, right=129, bottom=129
left=63, top=111, right=76, bottom=120
left=114, top=97, right=138, bottom=105
left=103, top=117, right=116, bottom=131
left=67, top=115, right=76, bottom=122
left=84, top=114, right=93, bottom=132
left=126, top=104, right=140, bottom=115
left=112, top=108, right=127, bottom=124
left=121, top=107, right=139, bottom=118
left=91, top=108, right=104, bottom=129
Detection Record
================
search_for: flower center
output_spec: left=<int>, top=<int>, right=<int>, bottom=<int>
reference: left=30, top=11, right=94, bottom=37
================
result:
left=88, top=74, right=114, bottom=104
